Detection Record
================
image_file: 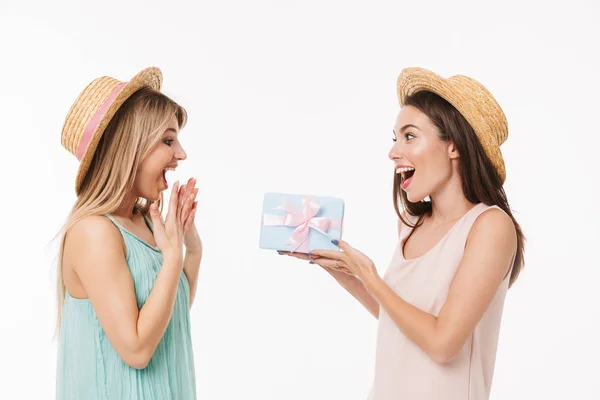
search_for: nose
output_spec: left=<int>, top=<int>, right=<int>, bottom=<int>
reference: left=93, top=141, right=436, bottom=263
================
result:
left=175, top=143, right=187, bottom=161
left=388, top=141, right=403, bottom=162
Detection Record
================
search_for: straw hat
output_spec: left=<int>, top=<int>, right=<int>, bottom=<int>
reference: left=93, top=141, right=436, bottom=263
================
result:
left=397, top=67, right=508, bottom=183
left=61, top=67, right=163, bottom=193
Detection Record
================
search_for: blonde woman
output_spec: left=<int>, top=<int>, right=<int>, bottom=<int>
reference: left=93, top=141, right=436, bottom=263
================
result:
left=283, top=68, right=525, bottom=399
left=55, top=67, right=200, bottom=399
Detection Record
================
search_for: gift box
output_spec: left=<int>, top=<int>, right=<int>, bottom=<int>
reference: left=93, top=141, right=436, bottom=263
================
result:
left=259, top=193, right=345, bottom=253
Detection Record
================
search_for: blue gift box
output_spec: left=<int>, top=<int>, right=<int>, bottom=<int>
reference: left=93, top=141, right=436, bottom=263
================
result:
left=259, top=193, right=345, bottom=253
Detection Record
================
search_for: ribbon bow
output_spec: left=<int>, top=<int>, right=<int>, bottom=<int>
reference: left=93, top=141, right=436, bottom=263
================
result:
left=262, top=196, right=340, bottom=253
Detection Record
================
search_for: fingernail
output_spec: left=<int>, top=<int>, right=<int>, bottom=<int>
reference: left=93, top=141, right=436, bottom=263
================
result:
left=331, top=239, right=339, bottom=245
left=308, top=252, right=314, bottom=258
left=309, top=261, right=314, bottom=264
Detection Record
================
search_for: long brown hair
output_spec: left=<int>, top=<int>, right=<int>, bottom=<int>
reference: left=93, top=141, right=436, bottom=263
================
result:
left=54, top=87, right=187, bottom=335
left=393, top=91, right=524, bottom=287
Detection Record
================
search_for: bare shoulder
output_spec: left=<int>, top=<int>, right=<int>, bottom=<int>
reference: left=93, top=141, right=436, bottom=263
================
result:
left=64, top=215, right=125, bottom=266
left=468, top=207, right=517, bottom=253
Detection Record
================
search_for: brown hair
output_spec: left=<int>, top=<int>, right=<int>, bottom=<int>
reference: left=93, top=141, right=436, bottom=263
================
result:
left=393, top=91, right=524, bottom=287
left=54, top=87, right=187, bottom=335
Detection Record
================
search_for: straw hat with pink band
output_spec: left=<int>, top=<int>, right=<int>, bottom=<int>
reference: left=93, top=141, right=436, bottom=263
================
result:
left=61, top=67, right=163, bottom=194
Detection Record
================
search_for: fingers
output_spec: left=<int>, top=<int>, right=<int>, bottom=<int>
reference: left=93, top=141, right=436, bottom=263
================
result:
left=183, top=201, right=197, bottom=233
left=166, top=181, right=180, bottom=223
left=313, top=258, right=353, bottom=275
left=278, top=251, right=313, bottom=261
left=311, top=249, right=344, bottom=260
left=177, top=178, right=197, bottom=228
left=331, top=239, right=351, bottom=251
left=149, top=203, right=166, bottom=240
left=181, top=186, right=197, bottom=226
left=312, top=257, right=341, bottom=269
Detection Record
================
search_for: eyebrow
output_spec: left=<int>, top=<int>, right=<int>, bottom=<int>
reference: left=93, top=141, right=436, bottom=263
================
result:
left=393, top=124, right=419, bottom=136
left=399, top=124, right=419, bottom=133
left=164, top=128, right=179, bottom=135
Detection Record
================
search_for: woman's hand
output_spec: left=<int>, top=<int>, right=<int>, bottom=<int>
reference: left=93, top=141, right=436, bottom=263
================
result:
left=178, top=178, right=202, bottom=255
left=149, top=180, right=195, bottom=266
left=309, top=240, right=379, bottom=284
left=279, top=248, right=356, bottom=286
left=279, top=243, right=382, bottom=318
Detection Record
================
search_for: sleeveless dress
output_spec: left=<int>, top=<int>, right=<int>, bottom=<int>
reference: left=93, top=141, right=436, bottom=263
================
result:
left=56, top=214, right=196, bottom=400
left=367, top=203, right=514, bottom=400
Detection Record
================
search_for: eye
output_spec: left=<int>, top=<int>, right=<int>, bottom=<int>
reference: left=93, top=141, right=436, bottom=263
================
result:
left=405, top=132, right=415, bottom=141
left=164, top=139, right=174, bottom=146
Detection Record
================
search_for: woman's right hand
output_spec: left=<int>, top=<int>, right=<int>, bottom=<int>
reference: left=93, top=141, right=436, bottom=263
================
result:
left=279, top=250, right=357, bottom=286
left=149, top=180, right=195, bottom=266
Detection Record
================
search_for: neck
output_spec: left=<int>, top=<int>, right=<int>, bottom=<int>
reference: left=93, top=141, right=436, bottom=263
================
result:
left=428, top=173, right=476, bottom=224
left=112, top=192, right=140, bottom=219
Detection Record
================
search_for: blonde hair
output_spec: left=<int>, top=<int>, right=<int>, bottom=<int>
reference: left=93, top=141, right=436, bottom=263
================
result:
left=54, top=87, right=187, bottom=335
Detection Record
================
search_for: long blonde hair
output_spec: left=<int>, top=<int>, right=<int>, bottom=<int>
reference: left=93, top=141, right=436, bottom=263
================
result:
left=55, top=87, right=187, bottom=335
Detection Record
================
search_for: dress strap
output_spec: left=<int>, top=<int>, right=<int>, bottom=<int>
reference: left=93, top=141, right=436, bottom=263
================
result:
left=142, top=212, right=154, bottom=233
left=105, top=213, right=123, bottom=230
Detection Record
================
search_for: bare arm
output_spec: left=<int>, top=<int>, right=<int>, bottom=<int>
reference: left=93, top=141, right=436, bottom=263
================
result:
left=318, top=218, right=410, bottom=319
left=65, top=181, right=191, bottom=369
left=326, top=271, right=380, bottom=319
left=284, top=252, right=379, bottom=318
left=361, top=208, right=516, bottom=363
left=66, top=217, right=182, bottom=369
left=183, top=250, right=201, bottom=308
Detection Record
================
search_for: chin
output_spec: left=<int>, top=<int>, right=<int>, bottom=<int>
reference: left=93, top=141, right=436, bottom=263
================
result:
left=140, top=188, right=160, bottom=202
left=406, top=191, right=427, bottom=204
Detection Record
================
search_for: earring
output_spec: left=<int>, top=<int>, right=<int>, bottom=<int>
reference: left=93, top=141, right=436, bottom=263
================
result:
left=421, top=195, right=431, bottom=203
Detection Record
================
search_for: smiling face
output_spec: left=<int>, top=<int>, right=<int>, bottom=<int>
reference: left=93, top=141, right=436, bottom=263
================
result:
left=389, top=105, right=459, bottom=203
left=134, top=116, right=187, bottom=201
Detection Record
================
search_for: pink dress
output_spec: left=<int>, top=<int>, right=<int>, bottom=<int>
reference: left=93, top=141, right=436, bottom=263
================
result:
left=368, top=203, right=514, bottom=400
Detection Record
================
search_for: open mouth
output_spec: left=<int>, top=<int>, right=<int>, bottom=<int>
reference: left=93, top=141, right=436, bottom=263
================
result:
left=396, top=167, right=415, bottom=181
left=162, top=167, right=175, bottom=187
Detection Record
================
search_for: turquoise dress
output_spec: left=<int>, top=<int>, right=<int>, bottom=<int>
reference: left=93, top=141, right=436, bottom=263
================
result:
left=56, top=214, right=196, bottom=399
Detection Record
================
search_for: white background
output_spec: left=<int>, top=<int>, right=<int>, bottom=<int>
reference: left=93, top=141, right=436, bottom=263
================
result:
left=1, top=0, right=599, bottom=399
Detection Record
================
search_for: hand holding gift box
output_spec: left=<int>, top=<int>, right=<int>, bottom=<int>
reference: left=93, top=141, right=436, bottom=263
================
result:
left=259, top=193, right=344, bottom=254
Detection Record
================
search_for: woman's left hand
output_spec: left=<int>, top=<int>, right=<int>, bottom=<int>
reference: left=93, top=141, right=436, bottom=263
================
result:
left=179, top=178, right=202, bottom=255
left=310, top=240, right=378, bottom=283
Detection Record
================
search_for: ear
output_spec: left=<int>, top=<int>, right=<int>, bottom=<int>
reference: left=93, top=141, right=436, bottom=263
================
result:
left=447, top=141, right=460, bottom=160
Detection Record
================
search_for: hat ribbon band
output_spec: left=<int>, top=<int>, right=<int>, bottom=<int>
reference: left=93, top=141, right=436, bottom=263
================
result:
left=76, top=81, right=128, bottom=161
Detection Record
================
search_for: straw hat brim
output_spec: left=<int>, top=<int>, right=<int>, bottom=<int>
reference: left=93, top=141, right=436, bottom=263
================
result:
left=396, top=67, right=507, bottom=183
left=68, top=67, right=162, bottom=193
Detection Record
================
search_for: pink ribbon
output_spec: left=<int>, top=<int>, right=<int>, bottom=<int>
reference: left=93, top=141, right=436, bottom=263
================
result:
left=262, top=196, right=342, bottom=253
left=76, top=82, right=128, bottom=161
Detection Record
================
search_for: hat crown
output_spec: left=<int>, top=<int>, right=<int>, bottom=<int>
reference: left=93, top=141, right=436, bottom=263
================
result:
left=446, top=74, right=508, bottom=147
left=61, top=76, right=124, bottom=156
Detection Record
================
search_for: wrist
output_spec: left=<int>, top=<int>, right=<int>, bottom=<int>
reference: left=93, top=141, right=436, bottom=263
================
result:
left=162, top=252, right=183, bottom=269
left=332, top=271, right=358, bottom=289
left=360, top=270, right=383, bottom=294
left=185, top=248, right=202, bottom=259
